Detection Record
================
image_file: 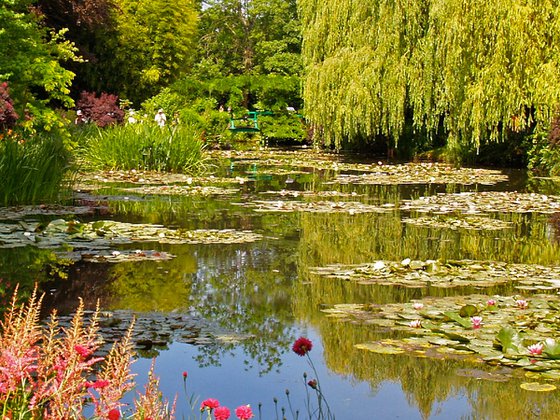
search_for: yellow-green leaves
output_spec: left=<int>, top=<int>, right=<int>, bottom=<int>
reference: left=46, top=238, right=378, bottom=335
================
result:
left=300, top=0, right=560, bottom=151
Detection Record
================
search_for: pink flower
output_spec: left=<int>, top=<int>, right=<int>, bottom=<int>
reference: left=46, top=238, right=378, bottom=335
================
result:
left=412, top=302, right=424, bottom=310
left=409, top=320, right=422, bottom=328
left=107, top=409, right=120, bottom=420
left=201, top=398, right=220, bottom=412
left=292, top=337, right=313, bottom=356
left=528, top=343, right=544, bottom=356
left=486, top=299, right=496, bottom=306
left=516, top=299, right=528, bottom=309
left=182, top=371, right=188, bottom=378
left=471, top=316, right=483, bottom=329
left=74, top=344, right=92, bottom=359
left=214, top=406, right=231, bottom=420
left=235, top=405, right=254, bottom=420
left=92, top=379, right=110, bottom=389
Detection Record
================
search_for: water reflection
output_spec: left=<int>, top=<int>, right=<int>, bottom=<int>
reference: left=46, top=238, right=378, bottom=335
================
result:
left=2, top=155, right=560, bottom=418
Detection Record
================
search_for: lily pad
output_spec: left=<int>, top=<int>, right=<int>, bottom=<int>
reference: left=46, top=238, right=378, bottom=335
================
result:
left=355, top=342, right=405, bottom=355
left=519, top=382, right=557, bottom=392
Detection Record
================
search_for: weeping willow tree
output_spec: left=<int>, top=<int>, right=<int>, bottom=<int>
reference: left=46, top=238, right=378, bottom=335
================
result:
left=299, top=0, right=560, bottom=154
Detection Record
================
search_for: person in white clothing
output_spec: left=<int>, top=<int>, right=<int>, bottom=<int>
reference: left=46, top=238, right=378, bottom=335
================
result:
left=154, top=109, right=166, bottom=127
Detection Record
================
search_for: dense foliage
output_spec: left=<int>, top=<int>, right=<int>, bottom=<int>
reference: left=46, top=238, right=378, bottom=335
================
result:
left=80, top=123, right=206, bottom=173
left=299, top=0, right=560, bottom=158
left=0, top=0, right=78, bottom=133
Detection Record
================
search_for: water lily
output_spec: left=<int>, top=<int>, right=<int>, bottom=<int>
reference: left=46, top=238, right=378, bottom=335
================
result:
left=486, top=299, right=496, bottom=306
left=527, top=343, right=544, bottom=356
left=471, top=316, right=483, bottom=329
left=412, top=302, right=424, bottom=310
left=409, top=320, right=422, bottom=328
left=515, top=299, right=528, bottom=309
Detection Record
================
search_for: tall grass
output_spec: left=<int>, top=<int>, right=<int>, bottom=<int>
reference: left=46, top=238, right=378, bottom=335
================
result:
left=0, top=133, right=72, bottom=206
left=81, top=124, right=207, bottom=173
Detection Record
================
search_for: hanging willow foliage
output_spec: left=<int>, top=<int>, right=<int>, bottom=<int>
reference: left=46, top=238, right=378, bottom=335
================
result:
left=299, top=0, right=560, bottom=151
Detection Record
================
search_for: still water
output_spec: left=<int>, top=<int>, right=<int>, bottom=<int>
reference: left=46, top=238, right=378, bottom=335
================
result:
left=2, top=149, right=560, bottom=419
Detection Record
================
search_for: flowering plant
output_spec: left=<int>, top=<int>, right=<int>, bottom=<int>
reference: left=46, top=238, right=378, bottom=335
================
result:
left=0, top=286, right=174, bottom=419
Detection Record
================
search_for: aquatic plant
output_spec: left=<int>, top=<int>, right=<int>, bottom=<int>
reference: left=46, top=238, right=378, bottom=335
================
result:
left=81, top=123, right=206, bottom=174
left=0, top=131, right=73, bottom=206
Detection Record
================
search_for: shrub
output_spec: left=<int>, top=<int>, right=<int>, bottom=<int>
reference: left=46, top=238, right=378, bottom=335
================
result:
left=81, top=123, right=206, bottom=173
left=0, top=131, right=73, bottom=206
left=528, top=118, right=560, bottom=177
left=77, top=92, right=125, bottom=127
left=0, top=82, right=18, bottom=130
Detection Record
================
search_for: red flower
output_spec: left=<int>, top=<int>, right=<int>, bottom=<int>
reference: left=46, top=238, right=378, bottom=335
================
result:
left=201, top=398, right=220, bottom=411
left=235, top=404, right=253, bottom=420
left=214, top=406, right=231, bottom=420
left=182, top=371, right=188, bottom=378
left=92, top=379, right=110, bottom=389
left=307, top=379, right=318, bottom=390
left=107, top=409, right=120, bottom=420
left=74, top=344, right=92, bottom=359
left=292, top=337, right=313, bottom=356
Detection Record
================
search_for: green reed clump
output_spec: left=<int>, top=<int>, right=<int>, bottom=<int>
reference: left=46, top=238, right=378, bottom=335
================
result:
left=0, top=132, right=72, bottom=206
left=81, top=123, right=206, bottom=173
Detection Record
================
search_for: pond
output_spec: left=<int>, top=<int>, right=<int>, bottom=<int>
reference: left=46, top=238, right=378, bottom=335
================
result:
left=2, top=147, right=560, bottom=419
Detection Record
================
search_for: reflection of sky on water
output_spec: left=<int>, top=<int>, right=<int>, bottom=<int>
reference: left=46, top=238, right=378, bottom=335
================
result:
left=130, top=327, right=470, bottom=420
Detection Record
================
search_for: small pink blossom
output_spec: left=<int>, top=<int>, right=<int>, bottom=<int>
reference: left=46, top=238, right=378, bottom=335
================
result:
left=471, top=316, right=483, bottom=329
left=214, top=406, right=231, bottom=420
left=74, top=344, right=92, bottom=359
left=201, top=398, right=220, bottom=412
left=486, top=299, right=496, bottom=306
left=235, top=405, right=254, bottom=420
left=412, top=303, right=424, bottom=310
left=409, top=320, right=422, bottom=328
left=528, top=343, right=544, bottom=356
left=516, top=299, right=528, bottom=309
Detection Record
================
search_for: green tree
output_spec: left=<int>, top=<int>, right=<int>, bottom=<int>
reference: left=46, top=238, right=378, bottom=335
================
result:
left=0, top=0, right=78, bottom=132
left=107, top=0, right=198, bottom=103
left=196, top=0, right=301, bottom=77
left=299, top=1, right=560, bottom=156
left=34, top=0, right=119, bottom=96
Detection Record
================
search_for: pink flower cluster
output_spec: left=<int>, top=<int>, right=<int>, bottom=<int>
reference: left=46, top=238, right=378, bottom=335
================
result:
left=200, top=398, right=254, bottom=420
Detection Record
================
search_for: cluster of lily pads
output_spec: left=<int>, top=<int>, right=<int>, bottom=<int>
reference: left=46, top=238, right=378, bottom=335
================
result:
left=401, top=192, right=560, bottom=214
left=402, top=215, right=513, bottom=231
left=309, top=259, right=560, bottom=290
left=323, top=293, right=560, bottom=390
left=120, top=185, right=241, bottom=196
left=233, top=199, right=395, bottom=214
left=328, top=163, right=508, bottom=186
left=0, top=219, right=264, bottom=261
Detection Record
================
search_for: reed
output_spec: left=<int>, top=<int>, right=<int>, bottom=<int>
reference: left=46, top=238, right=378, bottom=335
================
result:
left=81, top=123, right=207, bottom=174
left=0, top=132, right=72, bottom=206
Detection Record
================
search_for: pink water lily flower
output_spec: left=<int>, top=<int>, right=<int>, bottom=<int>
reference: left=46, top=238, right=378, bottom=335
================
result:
left=486, top=299, right=496, bottom=306
left=528, top=343, right=544, bottom=356
left=412, top=303, right=424, bottom=310
left=516, top=299, right=528, bottom=309
left=409, top=320, right=422, bottom=328
left=471, top=316, right=483, bottom=329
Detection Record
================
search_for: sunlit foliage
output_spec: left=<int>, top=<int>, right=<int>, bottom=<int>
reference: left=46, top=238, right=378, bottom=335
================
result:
left=299, top=1, right=560, bottom=154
